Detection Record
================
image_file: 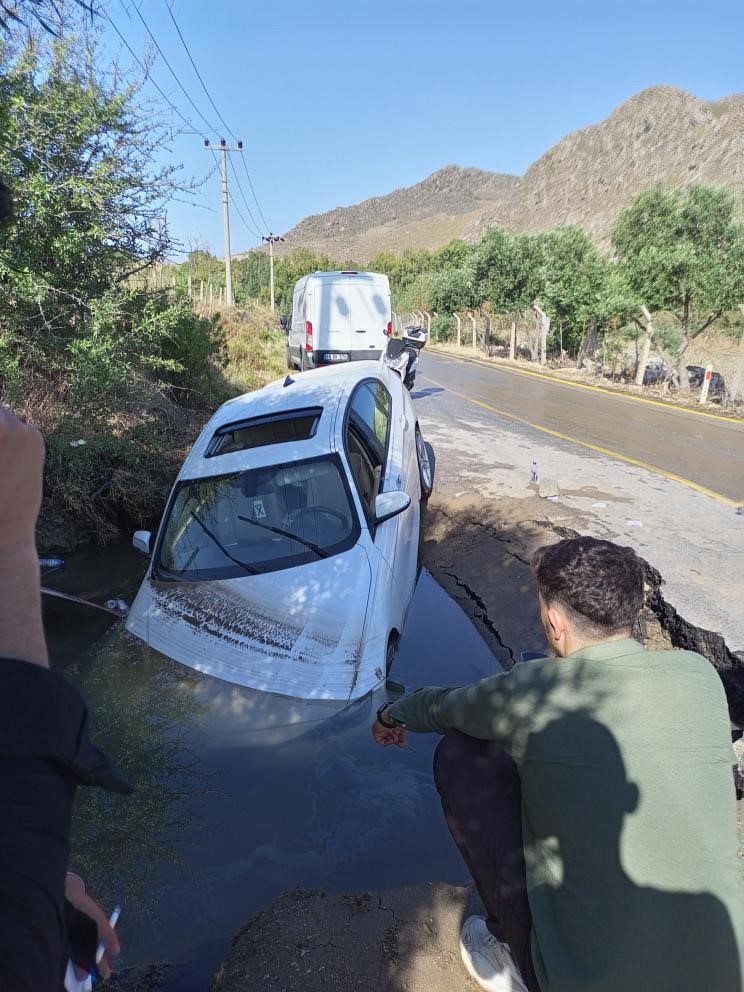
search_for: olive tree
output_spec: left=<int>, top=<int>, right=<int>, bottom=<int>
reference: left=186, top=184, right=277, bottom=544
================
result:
left=612, top=185, right=744, bottom=387
left=538, top=227, right=611, bottom=355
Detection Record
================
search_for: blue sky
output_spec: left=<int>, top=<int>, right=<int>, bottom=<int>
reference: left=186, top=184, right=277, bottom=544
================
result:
left=102, top=0, right=744, bottom=257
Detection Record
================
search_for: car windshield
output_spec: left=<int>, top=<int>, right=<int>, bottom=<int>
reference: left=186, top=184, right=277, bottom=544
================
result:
left=155, top=455, right=360, bottom=580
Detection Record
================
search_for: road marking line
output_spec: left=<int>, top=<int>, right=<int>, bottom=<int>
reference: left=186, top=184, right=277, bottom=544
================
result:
left=429, top=349, right=744, bottom=426
left=420, top=373, right=741, bottom=508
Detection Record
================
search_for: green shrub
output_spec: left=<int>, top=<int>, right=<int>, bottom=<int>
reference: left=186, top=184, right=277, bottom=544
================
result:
left=431, top=315, right=454, bottom=342
left=65, top=291, right=226, bottom=408
left=0, top=332, right=24, bottom=399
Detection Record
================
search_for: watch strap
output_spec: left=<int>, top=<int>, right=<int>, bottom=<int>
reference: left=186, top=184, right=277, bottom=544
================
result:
left=376, top=701, right=401, bottom=729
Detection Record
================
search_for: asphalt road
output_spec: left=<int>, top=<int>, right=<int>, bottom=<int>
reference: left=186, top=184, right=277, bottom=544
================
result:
left=419, top=351, right=744, bottom=504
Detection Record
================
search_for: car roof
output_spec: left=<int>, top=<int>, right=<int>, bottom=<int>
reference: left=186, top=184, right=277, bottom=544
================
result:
left=178, top=361, right=385, bottom=479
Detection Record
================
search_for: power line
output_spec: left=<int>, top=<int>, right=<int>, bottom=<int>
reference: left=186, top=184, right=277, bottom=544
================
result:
left=239, top=152, right=270, bottom=233
left=209, top=147, right=260, bottom=241
left=162, top=0, right=272, bottom=233
left=127, top=0, right=273, bottom=235
left=121, top=0, right=222, bottom=137
left=104, top=12, right=205, bottom=136
left=227, top=155, right=264, bottom=238
left=163, top=0, right=239, bottom=144
left=230, top=194, right=262, bottom=243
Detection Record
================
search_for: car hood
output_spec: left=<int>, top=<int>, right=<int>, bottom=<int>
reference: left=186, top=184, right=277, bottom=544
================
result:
left=126, top=546, right=373, bottom=700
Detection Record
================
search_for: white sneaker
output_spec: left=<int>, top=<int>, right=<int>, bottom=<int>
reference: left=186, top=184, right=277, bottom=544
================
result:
left=459, top=916, right=529, bottom=992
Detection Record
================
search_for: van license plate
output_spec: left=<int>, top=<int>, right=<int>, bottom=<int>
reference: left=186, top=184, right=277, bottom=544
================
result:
left=323, top=353, right=348, bottom=362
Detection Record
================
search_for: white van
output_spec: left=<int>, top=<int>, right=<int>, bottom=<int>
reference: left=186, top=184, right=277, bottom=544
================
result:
left=287, top=270, right=392, bottom=370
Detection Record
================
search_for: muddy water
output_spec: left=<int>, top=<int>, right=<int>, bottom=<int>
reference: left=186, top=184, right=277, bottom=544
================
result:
left=43, top=546, right=501, bottom=990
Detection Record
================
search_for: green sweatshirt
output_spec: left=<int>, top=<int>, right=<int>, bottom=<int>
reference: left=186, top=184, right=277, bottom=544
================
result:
left=389, top=639, right=744, bottom=992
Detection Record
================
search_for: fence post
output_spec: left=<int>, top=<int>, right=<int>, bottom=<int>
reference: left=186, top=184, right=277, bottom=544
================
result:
left=468, top=313, right=476, bottom=349
left=199, top=280, right=204, bottom=302
left=187, top=274, right=192, bottom=299
left=699, top=365, right=713, bottom=403
left=510, top=317, right=516, bottom=360
left=533, top=304, right=550, bottom=365
left=453, top=313, right=461, bottom=347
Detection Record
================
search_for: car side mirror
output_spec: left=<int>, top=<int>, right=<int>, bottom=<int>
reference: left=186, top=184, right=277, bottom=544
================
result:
left=133, top=530, right=153, bottom=557
left=374, top=491, right=411, bottom=523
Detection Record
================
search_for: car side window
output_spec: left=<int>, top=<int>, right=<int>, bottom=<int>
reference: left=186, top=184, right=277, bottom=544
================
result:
left=350, top=382, right=391, bottom=450
left=345, top=381, right=392, bottom=517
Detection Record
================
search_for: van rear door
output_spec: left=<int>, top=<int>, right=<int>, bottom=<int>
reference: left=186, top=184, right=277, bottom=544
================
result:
left=311, top=272, right=391, bottom=366
left=313, top=277, right=352, bottom=364
left=346, top=274, right=390, bottom=360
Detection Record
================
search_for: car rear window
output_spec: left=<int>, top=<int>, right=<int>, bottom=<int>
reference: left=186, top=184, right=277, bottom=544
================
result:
left=206, top=407, right=322, bottom=457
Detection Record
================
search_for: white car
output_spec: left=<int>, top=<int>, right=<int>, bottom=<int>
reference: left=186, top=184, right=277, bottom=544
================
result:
left=126, top=360, right=433, bottom=702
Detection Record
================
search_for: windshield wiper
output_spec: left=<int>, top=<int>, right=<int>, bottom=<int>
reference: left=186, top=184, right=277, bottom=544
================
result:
left=237, top=514, right=329, bottom=559
left=189, top=510, right=259, bottom=575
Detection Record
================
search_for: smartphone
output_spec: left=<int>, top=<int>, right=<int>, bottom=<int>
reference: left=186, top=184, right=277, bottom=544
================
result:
left=64, top=904, right=122, bottom=992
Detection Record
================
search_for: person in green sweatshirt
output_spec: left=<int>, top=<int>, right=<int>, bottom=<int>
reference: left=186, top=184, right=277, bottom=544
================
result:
left=373, top=537, right=743, bottom=992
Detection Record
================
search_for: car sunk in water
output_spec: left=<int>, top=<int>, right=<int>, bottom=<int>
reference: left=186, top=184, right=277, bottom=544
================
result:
left=126, top=360, right=433, bottom=702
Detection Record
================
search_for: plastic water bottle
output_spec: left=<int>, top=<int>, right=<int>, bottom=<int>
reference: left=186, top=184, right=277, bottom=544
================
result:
left=530, top=460, right=539, bottom=484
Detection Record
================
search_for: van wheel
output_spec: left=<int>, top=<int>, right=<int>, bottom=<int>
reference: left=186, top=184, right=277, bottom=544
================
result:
left=300, top=350, right=307, bottom=372
left=415, top=429, right=433, bottom=501
left=287, top=346, right=294, bottom=370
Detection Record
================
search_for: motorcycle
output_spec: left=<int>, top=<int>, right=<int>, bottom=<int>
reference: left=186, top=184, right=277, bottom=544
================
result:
left=383, top=325, right=427, bottom=391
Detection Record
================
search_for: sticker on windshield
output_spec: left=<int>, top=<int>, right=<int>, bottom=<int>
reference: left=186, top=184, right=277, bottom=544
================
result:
left=253, top=499, right=267, bottom=519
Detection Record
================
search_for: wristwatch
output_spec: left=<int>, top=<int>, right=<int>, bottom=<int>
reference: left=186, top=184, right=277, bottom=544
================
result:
left=376, top=701, right=404, bottom=729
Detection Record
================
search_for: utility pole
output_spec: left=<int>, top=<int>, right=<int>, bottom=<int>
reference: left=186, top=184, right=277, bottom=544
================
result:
left=533, top=303, right=550, bottom=366
left=262, top=233, right=285, bottom=311
left=204, top=138, right=243, bottom=308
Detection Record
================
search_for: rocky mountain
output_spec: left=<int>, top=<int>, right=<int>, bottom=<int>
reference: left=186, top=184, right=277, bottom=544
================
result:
left=278, top=87, right=744, bottom=262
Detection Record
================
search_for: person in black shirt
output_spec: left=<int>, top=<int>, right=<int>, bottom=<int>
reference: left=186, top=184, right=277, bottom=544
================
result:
left=0, top=403, right=131, bottom=989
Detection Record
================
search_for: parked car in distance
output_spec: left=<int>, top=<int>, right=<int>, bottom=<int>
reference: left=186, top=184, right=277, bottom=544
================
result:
left=287, top=270, right=392, bottom=371
left=126, top=360, right=433, bottom=702
left=686, top=364, right=727, bottom=400
left=642, top=359, right=669, bottom=386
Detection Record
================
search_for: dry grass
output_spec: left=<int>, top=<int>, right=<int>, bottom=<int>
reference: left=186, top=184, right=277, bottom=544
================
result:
left=197, top=302, right=288, bottom=396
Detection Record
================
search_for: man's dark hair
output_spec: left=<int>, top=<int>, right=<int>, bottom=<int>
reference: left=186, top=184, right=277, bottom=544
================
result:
left=531, top=537, right=644, bottom=636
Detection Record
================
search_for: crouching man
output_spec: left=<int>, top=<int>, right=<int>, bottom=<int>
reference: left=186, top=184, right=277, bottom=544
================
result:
left=373, top=537, right=743, bottom=992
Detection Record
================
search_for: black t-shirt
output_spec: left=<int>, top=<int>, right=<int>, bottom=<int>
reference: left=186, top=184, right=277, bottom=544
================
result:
left=0, top=658, right=131, bottom=991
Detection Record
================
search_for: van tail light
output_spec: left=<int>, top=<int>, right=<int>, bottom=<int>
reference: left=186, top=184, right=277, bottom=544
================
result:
left=305, top=321, right=313, bottom=352
left=386, top=321, right=393, bottom=337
